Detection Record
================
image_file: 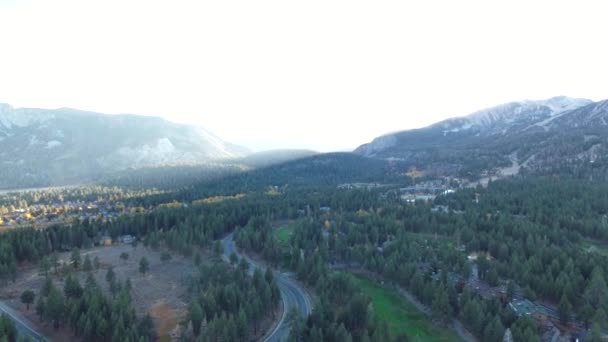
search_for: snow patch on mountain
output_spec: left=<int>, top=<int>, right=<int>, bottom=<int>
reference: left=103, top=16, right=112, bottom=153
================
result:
left=354, top=96, right=599, bottom=160
left=46, top=140, right=62, bottom=149
left=444, top=96, right=593, bottom=133
left=195, top=128, right=242, bottom=158
left=539, top=96, right=593, bottom=114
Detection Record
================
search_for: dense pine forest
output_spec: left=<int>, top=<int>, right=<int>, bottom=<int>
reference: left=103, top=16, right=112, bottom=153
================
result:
left=2, top=169, right=608, bottom=341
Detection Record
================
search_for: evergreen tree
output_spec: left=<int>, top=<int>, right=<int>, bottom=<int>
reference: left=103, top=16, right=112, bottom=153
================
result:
left=106, top=266, right=116, bottom=284
left=189, top=302, right=204, bottom=336
left=120, top=252, right=129, bottom=263
left=70, top=249, right=81, bottom=269
left=20, top=289, right=35, bottom=310
left=46, top=286, right=65, bottom=329
left=93, top=255, right=101, bottom=271
left=82, top=255, right=93, bottom=272
left=558, top=294, right=572, bottom=323
left=139, top=257, right=149, bottom=275
left=38, top=257, right=50, bottom=276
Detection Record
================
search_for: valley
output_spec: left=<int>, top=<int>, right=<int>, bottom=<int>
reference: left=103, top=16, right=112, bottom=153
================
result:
left=1, top=0, right=606, bottom=340
left=1, top=96, right=608, bottom=342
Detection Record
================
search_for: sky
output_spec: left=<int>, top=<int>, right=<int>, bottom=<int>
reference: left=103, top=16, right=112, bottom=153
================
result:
left=0, top=0, right=607, bottom=152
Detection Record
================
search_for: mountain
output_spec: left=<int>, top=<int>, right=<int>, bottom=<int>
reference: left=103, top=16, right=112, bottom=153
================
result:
left=0, top=104, right=249, bottom=189
left=354, top=96, right=608, bottom=180
left=100, top=150, right=320, bottom=190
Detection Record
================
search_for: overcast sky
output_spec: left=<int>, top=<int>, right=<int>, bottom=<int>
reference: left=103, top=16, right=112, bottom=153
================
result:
left=1, top=0, right=607, bottom=151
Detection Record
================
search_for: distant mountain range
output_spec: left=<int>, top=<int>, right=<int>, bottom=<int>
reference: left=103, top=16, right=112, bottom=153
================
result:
left=2, top=96, right=606, bottom=189
left=0, top=104, right=249, bottom=188
left=355, top=96, right=608, bottom=180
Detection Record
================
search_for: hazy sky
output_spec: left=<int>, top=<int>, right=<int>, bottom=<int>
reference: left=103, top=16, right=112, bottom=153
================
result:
left=1, top=0, right=607, bottom=151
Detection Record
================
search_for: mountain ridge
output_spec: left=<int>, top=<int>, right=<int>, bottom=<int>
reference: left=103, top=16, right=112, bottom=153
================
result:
left=355, top=96, right=608, bottom=180
left=0, top=103, right=249, bottom=188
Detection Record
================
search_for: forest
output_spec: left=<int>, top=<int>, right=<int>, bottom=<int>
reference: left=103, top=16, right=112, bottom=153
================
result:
left=1, top=172, right=608, bottom=340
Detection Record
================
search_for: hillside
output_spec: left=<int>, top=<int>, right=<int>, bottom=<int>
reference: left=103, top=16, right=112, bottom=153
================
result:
left=355, top=96, right=608, bottom=180
left=172, top=152, right=404, bottom=200
left=0, top=104, right=249, bottom=189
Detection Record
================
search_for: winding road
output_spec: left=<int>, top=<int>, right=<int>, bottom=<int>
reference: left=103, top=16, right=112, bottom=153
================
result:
left=222, top=233, right=313, bottom=342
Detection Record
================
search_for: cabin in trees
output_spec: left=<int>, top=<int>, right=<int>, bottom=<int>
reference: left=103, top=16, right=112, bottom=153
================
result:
left=118, top=235, right=135, bottom=244
left=509, top=298, right=535, bottom=316
left=99, top=236, right=112, bottom=246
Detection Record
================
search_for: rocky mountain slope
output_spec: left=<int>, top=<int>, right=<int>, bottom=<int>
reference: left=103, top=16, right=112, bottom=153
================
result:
left=0, top=104, right=249, bottom=188
left=355, top=96, right=608, bottom=180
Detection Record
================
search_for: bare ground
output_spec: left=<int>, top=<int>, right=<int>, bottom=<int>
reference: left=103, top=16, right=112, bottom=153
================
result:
left=0, top=244, right=202, bottom=341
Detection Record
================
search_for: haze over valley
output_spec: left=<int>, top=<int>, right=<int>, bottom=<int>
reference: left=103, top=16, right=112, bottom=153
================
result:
left=2, top=1, right=608, bottom=342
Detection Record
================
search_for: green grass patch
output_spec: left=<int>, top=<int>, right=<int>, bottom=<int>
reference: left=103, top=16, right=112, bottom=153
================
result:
left=273, top=225, right=295, bottom=244
left=348, top=273, right=462, bottom=342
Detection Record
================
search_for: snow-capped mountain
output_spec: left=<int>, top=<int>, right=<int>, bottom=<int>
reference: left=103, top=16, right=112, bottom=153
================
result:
left=464, top=96, right=592, bottom=129
left=0, top=104, right=249, bottom=188
left=355, top=96, right=608, bottom=180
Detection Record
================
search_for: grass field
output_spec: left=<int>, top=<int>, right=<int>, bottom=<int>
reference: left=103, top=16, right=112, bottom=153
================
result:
left=273, top=224, right=295, bottom=243
left=348, top=273, right=462, bottom=342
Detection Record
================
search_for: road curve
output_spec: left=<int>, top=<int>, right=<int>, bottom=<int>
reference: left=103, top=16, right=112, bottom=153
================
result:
left=222, top=233, right=313, bottom=342
left=0, top=301, right=45, bottom=341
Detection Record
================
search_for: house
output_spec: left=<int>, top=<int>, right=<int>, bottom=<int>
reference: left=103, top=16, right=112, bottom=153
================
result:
left=431, top=205, right=449, bottom=213
left=99, top=236, right=112, bottom=246
left=509, top=298, right=535, bottom=316
left=119, top=235, right=135, bottom=244
left=402, top=194, right=436, bottom=203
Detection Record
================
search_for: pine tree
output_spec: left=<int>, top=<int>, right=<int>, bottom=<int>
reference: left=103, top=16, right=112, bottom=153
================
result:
left=20, top=289, right=35, bottom=310
left=83, top=255, right=93, bottom=272
left=120, top=252, right=129, bottom=263
left=106, top=266, right=116, bottom=284
left=38, top=256, right=51, bottom=276
left=35, top=295, right=45, bottom=320
left=139, top=257, right=149, bottom=275
left=188, top=301, right=204, bottom=336
left=93, top=255, right=101, bottom=271
left=71, top=248, right=81, bottom=269
left=46, top=286, right=65, bottom=329
left=558, top=294, right=572, bottom=323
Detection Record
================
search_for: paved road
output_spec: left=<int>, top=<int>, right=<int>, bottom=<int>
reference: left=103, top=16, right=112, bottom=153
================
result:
left=0, top=301, right=45, bottom=341
left=222, top=234, right=313, bottom=342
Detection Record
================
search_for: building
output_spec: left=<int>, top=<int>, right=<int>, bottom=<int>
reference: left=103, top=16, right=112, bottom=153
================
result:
left=402, top=194, right=436, bottom=203
left=99, top=236, right=112, bottom=246
left=431, top=205, right=450, bottom=213
left=119, top=235, right=135, bottom=244
left=509, top=298, right=536, bottom=316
